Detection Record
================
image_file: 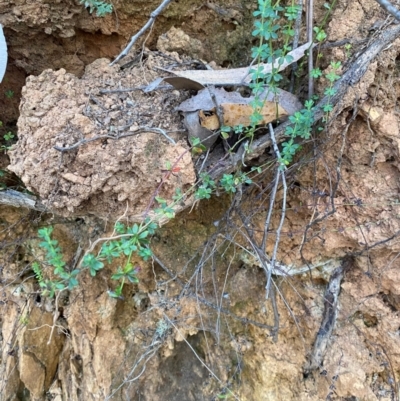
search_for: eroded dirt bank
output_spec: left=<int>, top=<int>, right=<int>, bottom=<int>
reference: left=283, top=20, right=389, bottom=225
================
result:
left=1, top=0, right=400, bottom=400
left=0, top=0, right=253, bottom=125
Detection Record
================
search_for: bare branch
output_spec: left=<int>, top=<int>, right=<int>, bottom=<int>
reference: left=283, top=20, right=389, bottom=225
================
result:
left=266, top=124, right=287, bottom=299
left=110, top=0, right=175, bottom=65
left=375, top=0, right=400, bottom=21
left=304, top=256, right=354, bottom=373
left=0, top=189, right=47, bottom=212
left=53, top=126, right=176, bottom=152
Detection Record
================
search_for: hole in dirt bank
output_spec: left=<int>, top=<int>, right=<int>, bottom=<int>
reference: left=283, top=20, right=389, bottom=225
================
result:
left=139, top=332, right=210, bottom=401
left=362, top=313, right=378, bottom=328
left=380, top=292, right=398, bottom=312
left=16, top=385, right=30, bottom=401
left=0, top=63, right=26, bottom=125
left=395, top=54, right=400, bottom=69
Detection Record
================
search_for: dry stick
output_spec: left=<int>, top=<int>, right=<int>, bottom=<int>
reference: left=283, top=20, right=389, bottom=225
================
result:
left=233, top=205, right=281, bottom=339
left=374, top=0, right=400, bottom=21
left=196, top=288, right=275, bottom=330
left=53, top=126, right=176, bottom=152
left=264, top=124, right=288, bottom=342
left=307, top=0, right=314, bottom=98
left=321, top=38, right=368, bottom=49
left=207, top=23, right=400, bottom=180
left=260, top=169, right=280, bottom=252
left=266, top=124, right=287, bottom=298
left=0, top=189, right=47, bottom=212
left=304, top=256, right=354, bottom=373
left=170, top=42, right=312, bottom=86
left=47, top=291, right=62, bottom=345
left=99, top=84, right=172, bottom=94
left=110, top=0, right=175, bottom=65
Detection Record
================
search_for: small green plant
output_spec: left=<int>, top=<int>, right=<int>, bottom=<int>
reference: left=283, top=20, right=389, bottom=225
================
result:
left=33, top=220, right=157, bottom=299
left=155, top=197, right=176, bottom=219
left=0, top=121, right=16, bottom=153
left=220, top=174, right=236, bottom=193
left=322, top=61, right=341, bottom=116
left=219, top=172, right=253, bottom=194
left=195, top=173, right=216, bottom=200
left=215, top=388, right=234, bottom=400
left=35, top=227, right=79, bottom=297
left=190, top=137, right=207, bottom=155
left=232, top=0, right=340, bottom=168
left=1, top=132, right=15, bottom=152
left=100, top=220, right=155, bottom=298
left=79, top=0, right=113, bottom=17
left=344, top=43, right=352, bottom=58
left=313, top=26, right=327, bottom=42
left=4, top=132, right=14, bottom=141
left=4, top=90, right=14, bottom=99
left=280, top=99, right=314, bottom=166
left=19, top=314, right=29, bottom=326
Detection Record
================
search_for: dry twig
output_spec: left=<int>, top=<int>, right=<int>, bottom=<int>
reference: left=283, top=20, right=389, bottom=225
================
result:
left=304, top=256, right=354, bottom=373
left=110, top=0, right=175, bottom=65
left=53, top=126, right=175, bottom=152
left=374, top=0, right=400, bottom=21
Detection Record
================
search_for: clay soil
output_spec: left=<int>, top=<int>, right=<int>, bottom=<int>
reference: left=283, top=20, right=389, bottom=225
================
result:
left=1, top=1, right=400, bottom=401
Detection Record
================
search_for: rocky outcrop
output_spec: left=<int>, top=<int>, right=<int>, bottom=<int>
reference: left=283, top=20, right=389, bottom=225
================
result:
left=7, top=56, right=196, bottom=219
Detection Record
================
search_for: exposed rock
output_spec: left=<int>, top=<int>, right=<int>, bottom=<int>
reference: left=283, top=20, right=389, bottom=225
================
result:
left=157, top=26, right=206, bottom=60
left=8, top=56, right=196, bottom=219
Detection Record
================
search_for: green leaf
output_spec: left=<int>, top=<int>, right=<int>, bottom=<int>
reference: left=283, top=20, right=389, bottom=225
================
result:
left=111, top=268, right=124, bottom=280
left=99, top=243, right=120, bottom=262
left=138, top=230, right=149, bottom=239
left=155, top=196, right=167, bottom=205
left=138, top=247, right=152, bottom=260
left=127, top=224, right=139, bottom=235
left=120, top=239, right=137, bottom=255
left=115, top=222, right=126, bottom=234
left=107, top=290, right=123, bottom=299
left=145, top=220, right=158, bottom=235
left=310, top=68, right=322, bottom=78
left=68, top=277, right=79, bottom=289
left=127, top=275, right=139, bottom=284
left=172, top=188, right=183, bottom=202
left=324, top=87, right=337, bottom=96
left=82, top=254, right=104, bottom=276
